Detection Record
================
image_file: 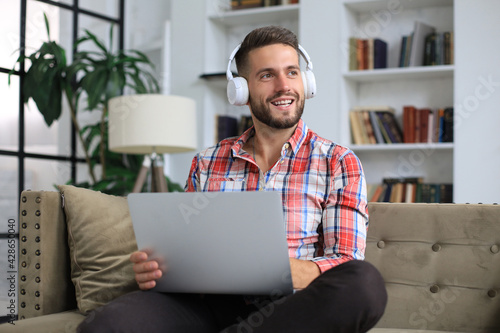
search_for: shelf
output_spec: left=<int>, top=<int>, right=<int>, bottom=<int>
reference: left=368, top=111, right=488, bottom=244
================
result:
left=209, top=4, right=299, bottom=26
left=343, top=65, right=454, bottom=82
left=343, top=0, right=453, bottom=13
left=350, top=142, right=454, bottom=152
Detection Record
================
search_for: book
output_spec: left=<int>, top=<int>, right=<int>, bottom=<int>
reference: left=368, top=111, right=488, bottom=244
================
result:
left=376, top=111, right=403, bottom=143
left=216, top=115, right=239, bottom=142
left=349, top=37, right=358, bottom=71
left=403, top=105, right=416, bottom=143
left=373, top=38, right=388, bottom=69
left=409, top=21, right=436, bottom=67
left=441, top=107, right=454, bottom=143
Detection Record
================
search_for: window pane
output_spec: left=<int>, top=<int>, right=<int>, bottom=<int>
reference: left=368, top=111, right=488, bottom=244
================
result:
left=0, top=156, right=18, bottom=233
left=24, top=3, right=73, bottom=157
left=25, top=158, right=71, bottom=191
left=0, top=73, right=19, bottom=151
left=80, top=0, right=120, bottom=19
left=0, top=0, right=20, bottom=70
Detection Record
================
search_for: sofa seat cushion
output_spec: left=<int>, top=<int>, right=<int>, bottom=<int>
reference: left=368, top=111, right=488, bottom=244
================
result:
left=58, top=185, right=139, bottom=314
left=0, top=310, right=85, bottom=332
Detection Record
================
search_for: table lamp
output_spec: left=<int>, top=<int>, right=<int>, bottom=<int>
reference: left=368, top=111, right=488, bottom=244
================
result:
left=108, top=94, right=197, bottom=192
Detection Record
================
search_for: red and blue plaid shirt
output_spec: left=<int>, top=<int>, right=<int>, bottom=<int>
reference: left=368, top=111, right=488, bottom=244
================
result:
left=185, top=119, right=368, bottom=273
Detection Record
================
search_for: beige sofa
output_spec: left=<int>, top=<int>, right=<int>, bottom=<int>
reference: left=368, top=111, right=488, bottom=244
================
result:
left=1, top=185, right=499, bottom=332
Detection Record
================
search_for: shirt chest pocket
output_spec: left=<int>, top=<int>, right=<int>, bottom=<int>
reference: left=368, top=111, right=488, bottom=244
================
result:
left=204, top=178, right=247, bottom=192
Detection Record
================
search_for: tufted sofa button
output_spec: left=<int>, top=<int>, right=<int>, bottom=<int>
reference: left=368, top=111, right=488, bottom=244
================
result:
left=35, top=197, right=42, bottom=203
left=490, top=245, right=499, bottom=254
left=21, top=249, right=27, bottom=255
left=22, top=196, right=27, bottom=203
left=20, top=302, right=26, bottom=308
left=35, top=210, right=41, bottom=216
left=35, top=291, right=40, bottom=297
left=35, top=304, right=40, bottom=311
left=20, top=289, right=26, bottom=295
left=35, top=263, right=41, bottom=269
left=432, top=243, right=442, bottom=252
left=22, top=223, right=27, bottom=229
left=35, top=277, right=41, bottom=283
left=488, top=289, right=497, bottom=298
left=35, top=223, right=40, bottom=229
left=430, top=284, right=440, bottom=293
left=22, top=210, right=27, bottom=216
left=377, top=240, right=386, bottom=249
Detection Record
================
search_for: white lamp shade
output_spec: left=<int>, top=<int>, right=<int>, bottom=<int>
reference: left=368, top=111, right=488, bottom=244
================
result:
left=108, top=94, right=197, bottom=154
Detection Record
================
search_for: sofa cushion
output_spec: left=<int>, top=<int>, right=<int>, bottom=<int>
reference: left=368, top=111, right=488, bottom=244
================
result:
left=58, top=185, right=139, bottom=314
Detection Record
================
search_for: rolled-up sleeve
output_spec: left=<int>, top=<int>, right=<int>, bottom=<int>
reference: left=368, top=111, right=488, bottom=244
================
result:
left=312, top=149, right=368, bottom=273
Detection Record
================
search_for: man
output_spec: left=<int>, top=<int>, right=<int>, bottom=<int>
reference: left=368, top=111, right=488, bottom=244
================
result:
left=79, top=25, right=387, bottom=333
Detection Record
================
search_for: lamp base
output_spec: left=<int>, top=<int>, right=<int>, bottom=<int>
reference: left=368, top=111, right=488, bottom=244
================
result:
left=132, top=154, right=169, bottom=193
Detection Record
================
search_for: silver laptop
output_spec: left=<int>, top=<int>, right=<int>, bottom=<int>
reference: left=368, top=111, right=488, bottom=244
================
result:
left=127, top=191, right=293, bottom=295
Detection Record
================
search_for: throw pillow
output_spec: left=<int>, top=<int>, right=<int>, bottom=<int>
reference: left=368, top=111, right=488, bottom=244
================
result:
left=58, top=185, right=139, bottom=314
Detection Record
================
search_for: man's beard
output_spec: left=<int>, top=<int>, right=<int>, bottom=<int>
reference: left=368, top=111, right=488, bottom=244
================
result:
left=249, top=92, right=304, bottom=129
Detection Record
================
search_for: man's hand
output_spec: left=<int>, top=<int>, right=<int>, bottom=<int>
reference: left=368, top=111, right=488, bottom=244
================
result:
left=289, top=258, right=321, bottom=290
left=130, top=251, right=163, bottom=290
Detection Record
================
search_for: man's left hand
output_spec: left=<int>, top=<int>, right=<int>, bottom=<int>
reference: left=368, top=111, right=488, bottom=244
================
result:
left=289, top=258, right=321, bottom=290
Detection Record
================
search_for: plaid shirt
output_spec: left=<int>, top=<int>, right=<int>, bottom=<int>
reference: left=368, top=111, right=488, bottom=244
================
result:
left=185, top=119, right=368, bottom=273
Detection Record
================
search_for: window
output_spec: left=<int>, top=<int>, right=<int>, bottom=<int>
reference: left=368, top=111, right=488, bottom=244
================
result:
left=0, top=0, right=124, bottom=323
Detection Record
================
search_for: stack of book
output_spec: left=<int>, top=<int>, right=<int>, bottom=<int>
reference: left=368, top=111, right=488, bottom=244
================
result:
left=367, top=178, right=453, bottom=203
left=403, top=106, right=453, bottom=143
left=349, top=38, right=388, bottom=71
left=349, top=106, right=403, bottom=145
left=399, top=21, right=453, bottom=67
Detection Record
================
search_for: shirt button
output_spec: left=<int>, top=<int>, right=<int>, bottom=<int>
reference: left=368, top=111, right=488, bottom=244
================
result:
left=259, top=187, right=264, bottom=191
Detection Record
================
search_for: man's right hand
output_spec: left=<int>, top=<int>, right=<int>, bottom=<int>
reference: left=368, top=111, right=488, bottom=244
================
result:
left=130, top=251, right=163, bottom=290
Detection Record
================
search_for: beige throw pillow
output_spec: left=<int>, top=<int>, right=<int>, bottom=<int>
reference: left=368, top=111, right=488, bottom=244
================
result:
left=58, top=185, right=139, bottom=314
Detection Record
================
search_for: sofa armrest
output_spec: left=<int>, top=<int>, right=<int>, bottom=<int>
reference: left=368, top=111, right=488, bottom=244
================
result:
left=18, top=190, right=76, bottom=319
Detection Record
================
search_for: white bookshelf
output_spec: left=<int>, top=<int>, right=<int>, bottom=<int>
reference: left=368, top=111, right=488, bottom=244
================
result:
left=339, top=0, right=455, bottom=189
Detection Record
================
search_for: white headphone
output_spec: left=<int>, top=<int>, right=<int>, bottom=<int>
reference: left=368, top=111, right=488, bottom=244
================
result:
left=226, top=44, right=317, bottom=106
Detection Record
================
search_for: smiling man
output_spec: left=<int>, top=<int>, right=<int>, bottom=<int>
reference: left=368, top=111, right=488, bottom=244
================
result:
left=79, top=26, right=387, bottom=333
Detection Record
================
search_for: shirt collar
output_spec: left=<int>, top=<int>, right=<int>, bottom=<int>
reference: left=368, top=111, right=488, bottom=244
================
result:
left=231, top=119, right=309, bottom=159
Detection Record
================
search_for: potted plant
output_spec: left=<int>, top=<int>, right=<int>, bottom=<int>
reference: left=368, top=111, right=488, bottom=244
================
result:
left=10, top=14, right=183, bottom=194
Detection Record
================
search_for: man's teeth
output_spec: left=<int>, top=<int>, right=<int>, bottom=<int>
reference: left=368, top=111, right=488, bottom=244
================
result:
left=272, top=99, right=292, bottom=106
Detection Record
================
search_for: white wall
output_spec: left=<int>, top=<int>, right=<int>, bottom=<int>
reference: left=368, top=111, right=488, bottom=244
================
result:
left=454, top=0, right=500, bottom=203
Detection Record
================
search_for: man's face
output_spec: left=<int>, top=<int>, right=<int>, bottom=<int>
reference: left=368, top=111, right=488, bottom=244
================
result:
left=246, top=44, right=305, bottom=129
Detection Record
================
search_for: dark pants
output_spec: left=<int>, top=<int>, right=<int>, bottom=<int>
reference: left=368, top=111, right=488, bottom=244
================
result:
left=78, top=260, right=387, bottom=333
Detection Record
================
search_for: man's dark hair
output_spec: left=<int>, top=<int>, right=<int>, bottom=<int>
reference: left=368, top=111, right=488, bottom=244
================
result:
left=234, top=25, right=299, bottom=78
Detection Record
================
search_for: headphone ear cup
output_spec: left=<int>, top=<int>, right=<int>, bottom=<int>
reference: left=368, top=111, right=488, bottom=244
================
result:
left=227, top=77, right=249, bottom=106
left=302, top=70, right=316, bottom=99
